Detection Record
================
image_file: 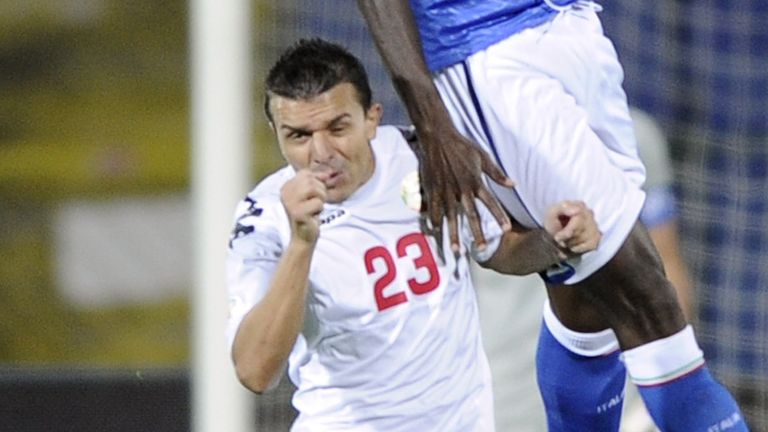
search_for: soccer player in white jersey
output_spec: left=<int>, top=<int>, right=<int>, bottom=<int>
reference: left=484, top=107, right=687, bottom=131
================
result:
left=226, top=39, right=603, bottom=431
left=358, top=1, right=748, bottom=431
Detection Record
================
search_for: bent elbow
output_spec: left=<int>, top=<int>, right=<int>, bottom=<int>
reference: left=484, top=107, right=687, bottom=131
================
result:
left=476, top=259, right=504, bottom=273
left=479, top=256, right=537, bottom=276
left=234, top=362, right=281, bottom=394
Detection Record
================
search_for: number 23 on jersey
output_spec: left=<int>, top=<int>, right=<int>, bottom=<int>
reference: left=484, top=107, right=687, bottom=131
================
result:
left=363, top=232, right=442, bottom=312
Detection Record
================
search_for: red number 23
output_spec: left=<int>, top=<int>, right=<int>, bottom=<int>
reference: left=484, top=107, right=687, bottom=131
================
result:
left=363, top=232, right=441, bottom=311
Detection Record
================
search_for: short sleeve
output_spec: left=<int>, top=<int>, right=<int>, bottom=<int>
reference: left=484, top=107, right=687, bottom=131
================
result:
left=225, top=196, right=285, bottom=352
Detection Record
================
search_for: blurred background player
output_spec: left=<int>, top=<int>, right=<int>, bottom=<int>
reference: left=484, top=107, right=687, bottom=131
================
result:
left=619, top=107, right=695, bottom=432
left=628, top=108, right=693, bottom=320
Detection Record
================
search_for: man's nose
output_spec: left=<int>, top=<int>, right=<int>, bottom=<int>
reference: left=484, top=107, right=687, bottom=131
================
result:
left=310, top=132, right=333, bottom=162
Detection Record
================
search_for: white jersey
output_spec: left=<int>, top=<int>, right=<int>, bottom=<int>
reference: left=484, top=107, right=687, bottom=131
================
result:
left=433, top=6, right=646, bottom=284
left=227, top=126, right=499, bottom=431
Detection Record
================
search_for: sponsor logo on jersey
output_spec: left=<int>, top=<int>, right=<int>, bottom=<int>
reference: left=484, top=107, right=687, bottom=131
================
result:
left=319, top=208, right=348, bottom=226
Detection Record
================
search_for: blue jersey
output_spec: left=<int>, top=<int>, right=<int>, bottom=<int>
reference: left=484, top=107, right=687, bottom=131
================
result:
left=410, top=0, right=577, bottom=71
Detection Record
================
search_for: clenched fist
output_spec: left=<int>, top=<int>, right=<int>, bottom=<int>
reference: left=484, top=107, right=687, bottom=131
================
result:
left=281, top=169, right=328, bottom=246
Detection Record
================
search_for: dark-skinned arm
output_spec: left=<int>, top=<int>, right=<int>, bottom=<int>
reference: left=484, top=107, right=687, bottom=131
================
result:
left=481, top=201, right=602, bottom=275
left=357, top=0, right=514, bottom=253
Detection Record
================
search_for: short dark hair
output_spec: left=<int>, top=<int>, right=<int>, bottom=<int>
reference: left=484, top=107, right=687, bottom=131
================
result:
left=264, top=38, right=373, bottom=122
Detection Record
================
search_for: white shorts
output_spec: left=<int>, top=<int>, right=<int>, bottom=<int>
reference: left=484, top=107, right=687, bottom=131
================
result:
left=434, top=6, right=646, bottom=284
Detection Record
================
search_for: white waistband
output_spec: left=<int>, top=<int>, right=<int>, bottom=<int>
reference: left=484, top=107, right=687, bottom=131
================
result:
left=543, top=299, right=619, bottom=357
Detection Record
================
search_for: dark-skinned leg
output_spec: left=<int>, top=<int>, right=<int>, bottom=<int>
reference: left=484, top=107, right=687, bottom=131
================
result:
left=540, top=222, right=746, bottom=431
left=552, top=221, right=686, bottom=350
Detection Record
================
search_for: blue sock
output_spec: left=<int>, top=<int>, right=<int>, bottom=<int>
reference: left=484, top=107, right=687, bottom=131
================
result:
left=536, top=320, right=626, bottom=431
left=637, top=367, right=747, bottom=431
left=623, top=326, right=748, bottom=431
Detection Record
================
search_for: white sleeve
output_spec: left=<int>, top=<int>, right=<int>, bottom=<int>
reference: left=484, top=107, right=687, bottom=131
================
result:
left=225, top=197, right=284, bottom=352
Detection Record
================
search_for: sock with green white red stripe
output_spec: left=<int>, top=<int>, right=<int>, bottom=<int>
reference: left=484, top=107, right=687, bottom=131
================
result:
left=622, top=326, right=748, bottom=431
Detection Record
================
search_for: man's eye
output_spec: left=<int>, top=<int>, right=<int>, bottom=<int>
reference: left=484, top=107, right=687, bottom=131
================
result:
left=288, top=132, right=310, bottom=141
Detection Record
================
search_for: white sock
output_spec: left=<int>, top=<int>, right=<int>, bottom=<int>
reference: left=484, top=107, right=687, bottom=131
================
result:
left=621, top=325, right=704, bottom=386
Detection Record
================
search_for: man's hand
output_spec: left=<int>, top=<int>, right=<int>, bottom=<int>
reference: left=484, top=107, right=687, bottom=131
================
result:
left=356, top=0, right=514, bottom=252
left=280, top=170, right=327, bottom=245
left=235, top=169, right=324, bottom=394
left=416, top=129, right=514, bottom=254
left=543, top=200, right=601, bottom=256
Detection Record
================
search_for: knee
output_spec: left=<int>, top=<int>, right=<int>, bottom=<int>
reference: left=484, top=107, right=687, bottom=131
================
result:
left=570, top=223, right=688, bottom=347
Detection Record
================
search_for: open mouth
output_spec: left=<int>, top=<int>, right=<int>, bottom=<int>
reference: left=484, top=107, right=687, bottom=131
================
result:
left=324, top=171, right=343, bottom=188
left=312, top=163, right=344, bottom=189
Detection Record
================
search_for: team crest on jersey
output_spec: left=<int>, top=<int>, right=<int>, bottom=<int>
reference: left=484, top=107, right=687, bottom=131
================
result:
left=400, top=170, right=422, bottom=212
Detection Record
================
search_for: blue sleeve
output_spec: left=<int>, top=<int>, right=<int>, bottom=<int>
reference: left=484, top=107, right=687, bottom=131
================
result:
left=639, top=185, right=678, bottom=229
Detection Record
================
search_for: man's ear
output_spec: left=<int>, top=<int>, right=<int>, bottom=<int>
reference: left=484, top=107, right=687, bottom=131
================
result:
left=365, top=103, right=383, bottom=139
left=367, top=103, right=383, bottom=122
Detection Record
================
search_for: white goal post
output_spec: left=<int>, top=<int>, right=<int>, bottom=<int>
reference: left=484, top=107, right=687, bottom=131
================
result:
left=189, top=0, right=253, bottom=431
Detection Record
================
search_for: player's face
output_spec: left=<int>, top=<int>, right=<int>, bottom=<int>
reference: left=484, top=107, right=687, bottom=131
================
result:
left=270, top=83, right=382, bottom=203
